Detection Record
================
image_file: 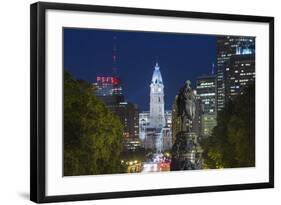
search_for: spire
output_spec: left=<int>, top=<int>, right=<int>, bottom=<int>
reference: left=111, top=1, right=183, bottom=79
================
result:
left=211, top=63, right=215, bottom=75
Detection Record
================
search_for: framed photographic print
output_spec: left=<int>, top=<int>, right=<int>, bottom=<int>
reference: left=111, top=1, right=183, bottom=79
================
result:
left=30, top=2, right=274, bottom=203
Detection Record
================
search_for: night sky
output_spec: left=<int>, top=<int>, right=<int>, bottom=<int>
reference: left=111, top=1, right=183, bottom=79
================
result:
left=64, top=28, right=216, bottom=111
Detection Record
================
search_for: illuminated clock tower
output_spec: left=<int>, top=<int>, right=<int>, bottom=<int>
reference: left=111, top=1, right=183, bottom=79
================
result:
left=149, top=62, right=165, bottom=128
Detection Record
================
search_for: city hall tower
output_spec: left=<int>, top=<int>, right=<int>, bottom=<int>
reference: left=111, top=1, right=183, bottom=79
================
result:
left=149, top=62, right=165, bottom=128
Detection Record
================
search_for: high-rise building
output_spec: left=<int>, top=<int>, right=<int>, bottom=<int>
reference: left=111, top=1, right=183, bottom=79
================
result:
left=116, top=102, right=139, bottom=139
left=196, top=75, right=217, bottom=137
left=119, top=102, right=141, bottom=151
left=93, top=76, right=124, bottom=113
left=162, top=111, right=172, bottom=151
left=95, top=76, right=123, bottom=96
left=224, top=53, right=255, bottom=99
left=139, top=63, right=172, bottom=151
left=216, top=36, right=255, bottom=111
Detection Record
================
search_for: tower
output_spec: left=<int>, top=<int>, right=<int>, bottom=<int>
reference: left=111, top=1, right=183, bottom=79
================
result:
left=149, top=62, right=165, bottom=128
left=216, top=36, right=255, bottom=111
left=196, top=75, right=217, bottom=138
left=139, top=62, right=172, bottom=151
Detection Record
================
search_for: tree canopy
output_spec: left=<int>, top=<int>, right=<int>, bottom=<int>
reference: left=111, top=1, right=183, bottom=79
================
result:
left=64, top=71, right=124, bottom=176
left=202, top=85, right=255, bottom=169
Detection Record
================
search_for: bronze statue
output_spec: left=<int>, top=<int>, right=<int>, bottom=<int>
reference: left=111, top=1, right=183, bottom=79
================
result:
left=176, top=80, right=196, bottom=131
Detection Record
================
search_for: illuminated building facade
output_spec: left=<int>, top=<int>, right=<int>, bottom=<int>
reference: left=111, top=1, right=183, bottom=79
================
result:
left=196, top=75, right=217, bottom=137
left=93, top=76, right=124, bottom=113
left=123, top=138, right=142, bottom=151
left=224, top=53, right=255, bottom=99
left=162, top=111, right=172, bottom=151
left=216, top=36, right=255, bottom=111
left=139, top=111, right=172, bottom=151
left=95, top=76, right=122, bottom=96
left=116, top=102, right=139, bottom=140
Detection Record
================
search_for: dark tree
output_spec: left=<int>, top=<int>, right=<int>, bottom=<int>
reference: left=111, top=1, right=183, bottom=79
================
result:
left=202, top=84, right=255, bottom=168
left=63, top=71, right=124, bottom=176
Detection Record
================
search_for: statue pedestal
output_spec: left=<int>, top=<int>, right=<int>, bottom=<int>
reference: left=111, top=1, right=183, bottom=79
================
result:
left=171, top=131, right=203, bottom=171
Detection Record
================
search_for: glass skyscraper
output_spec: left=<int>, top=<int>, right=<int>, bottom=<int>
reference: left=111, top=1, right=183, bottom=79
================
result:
left=224, top=53, right=255, bottom=99
left=196, top=75, right=217, bottom=137
left=216, top=36, right=255, bottom=111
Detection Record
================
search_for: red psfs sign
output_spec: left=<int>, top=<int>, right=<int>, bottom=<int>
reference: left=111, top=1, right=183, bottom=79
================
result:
left=96, top=76, right=120, bottom=85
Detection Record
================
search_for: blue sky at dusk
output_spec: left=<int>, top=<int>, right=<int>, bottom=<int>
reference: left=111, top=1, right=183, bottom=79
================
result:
left=64, top=28, right=216, bottom=111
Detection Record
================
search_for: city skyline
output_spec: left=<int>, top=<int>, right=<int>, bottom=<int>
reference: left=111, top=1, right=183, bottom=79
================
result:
left=63, top=28, right=256, bottom=176
left=64, top=28, right=216, bottom=111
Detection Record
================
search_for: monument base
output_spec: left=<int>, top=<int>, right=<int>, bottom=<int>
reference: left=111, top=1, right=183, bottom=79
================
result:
left=170, top=131, right=203, bottom=171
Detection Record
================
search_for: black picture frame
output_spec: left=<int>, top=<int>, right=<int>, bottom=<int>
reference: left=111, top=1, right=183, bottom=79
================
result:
left=30, top=2, right=274, bottom=203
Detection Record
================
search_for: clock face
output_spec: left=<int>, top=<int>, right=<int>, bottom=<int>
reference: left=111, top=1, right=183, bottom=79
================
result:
left=158, top=88, right=161, bottom=92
